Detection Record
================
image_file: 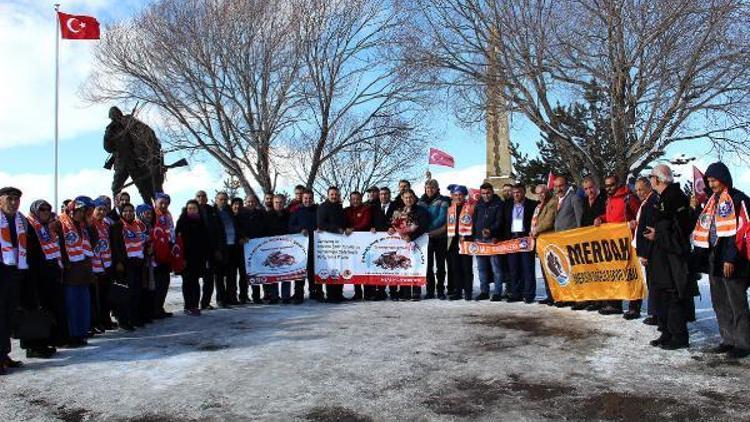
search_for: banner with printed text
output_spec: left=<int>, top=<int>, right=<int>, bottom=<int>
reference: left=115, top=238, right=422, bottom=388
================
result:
left=314, top=232, right=428, bottom=285
left=536, top=223, right=646, bottom=301
left=459, top=237, right=535, bottom=255
left=244, top=234, right=309, bottom=284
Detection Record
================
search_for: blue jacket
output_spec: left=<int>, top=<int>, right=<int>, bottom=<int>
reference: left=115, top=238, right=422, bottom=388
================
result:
left=289, top=204, right=318, bottom=234
left=473, top=196, right=504, bottom=240
left=418, top=193, right=450, bottom=237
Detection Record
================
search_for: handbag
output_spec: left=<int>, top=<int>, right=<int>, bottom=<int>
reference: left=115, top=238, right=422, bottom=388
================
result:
left=13, top=308, right=54, bottom=341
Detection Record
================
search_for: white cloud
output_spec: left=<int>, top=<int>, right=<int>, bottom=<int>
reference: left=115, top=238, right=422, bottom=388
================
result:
left=430, top=164, right=486, bottom=190
left=0, top=2, right=123, bottom=150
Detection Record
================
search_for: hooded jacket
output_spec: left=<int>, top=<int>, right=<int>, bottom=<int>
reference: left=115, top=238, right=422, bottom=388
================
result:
left=602, top=186, right=640, bottom=224
left=699, top=162, right=750, bottom=278
left=418, top=193, right=450, bottom=237
left=472, top=196, right=504, bottom=240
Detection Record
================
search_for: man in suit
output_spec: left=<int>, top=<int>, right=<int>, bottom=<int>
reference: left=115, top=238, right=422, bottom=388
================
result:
left=631, top=177, right=659, bottom=322
left=504, top=184, right=539, bottom=303
left=552, top=175, right=582, bottom=307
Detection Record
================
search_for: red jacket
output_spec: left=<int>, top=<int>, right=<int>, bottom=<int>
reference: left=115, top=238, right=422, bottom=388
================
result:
left=344, top=205, right=373, bottom=231
left=602, top=186, right=640, bottom=223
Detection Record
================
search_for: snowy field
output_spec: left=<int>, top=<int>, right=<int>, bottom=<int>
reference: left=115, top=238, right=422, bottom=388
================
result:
left=2, top=272, right=750, bottom=421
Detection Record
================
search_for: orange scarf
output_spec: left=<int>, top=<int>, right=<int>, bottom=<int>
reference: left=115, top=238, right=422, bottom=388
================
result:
left=447, top=202, right=474, bottom=237
left=59, top=213, right=93, bottom=263
left=0, top=211, right=27, bottom=269
left=92, top=219, right=112, bottom=273
left=122, top=218, right=147, bottom=259
left=27, top=215, right=61, bottom=266
left=693, top=189, right=736, bottom=248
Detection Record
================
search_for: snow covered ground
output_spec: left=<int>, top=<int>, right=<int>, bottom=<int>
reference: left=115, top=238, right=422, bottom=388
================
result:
left=1, top=273, right=749, bottom=421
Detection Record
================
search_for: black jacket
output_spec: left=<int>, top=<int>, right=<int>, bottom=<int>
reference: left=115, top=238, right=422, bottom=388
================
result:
left=503, top=199, right=538, bottom=238
left=649, top=182, right=697, bottom=299
left=473, top=197, right=504, bottom=240
left=266, top=209, right=290, bottom=236
left=198, top=203, right=221, bottom=253
left=365, top=200, right=388, bottom=231
left=175, top=214, right=209, bottom=271
left=317, top=200, right=346, bottom=233
left=580, top=191, right=606, bottom=227
left=289, top=205, right=318, bottom=234
left=635, top=192, right=659, bottom=259
left=236, top=207, right=267, bottom=240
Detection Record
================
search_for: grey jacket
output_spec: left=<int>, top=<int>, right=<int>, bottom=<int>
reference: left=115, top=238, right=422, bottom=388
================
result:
left=554, top=191, right=582, bottom=231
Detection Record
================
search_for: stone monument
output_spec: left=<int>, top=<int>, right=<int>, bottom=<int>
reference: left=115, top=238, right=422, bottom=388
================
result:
left=483, top=32, right=515, bottom=192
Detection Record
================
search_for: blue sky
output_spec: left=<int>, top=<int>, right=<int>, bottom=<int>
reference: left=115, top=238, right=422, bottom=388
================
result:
left=0, top=0, right=743, bottom=211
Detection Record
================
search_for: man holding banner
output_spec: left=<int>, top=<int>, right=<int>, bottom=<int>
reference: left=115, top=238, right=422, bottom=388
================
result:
left=473, top=183, right=505, bottom=301
left=504, top=184, right=538, bottom=303
left=530, top=184, right=557, bottom=306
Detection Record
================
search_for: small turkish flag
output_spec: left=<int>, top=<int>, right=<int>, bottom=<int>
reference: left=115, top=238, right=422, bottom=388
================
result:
left=693, top=166, right=707, bottom=205
left=546, top=171, right=556, bottom=191
left=428, top=148, right=455, bottom=168
left=468, top=188, right=482, bottom=204
left=58, top=12, right=100, bottom=40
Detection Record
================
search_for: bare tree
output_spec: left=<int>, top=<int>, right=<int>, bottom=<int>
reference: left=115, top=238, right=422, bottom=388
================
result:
left=289, top=0, right=428, bottom=189
left=408, top=0, right=750, bottom=180
left=310, top=115, right=429, bottom=198
left=85, top=0, right=304, bottom=196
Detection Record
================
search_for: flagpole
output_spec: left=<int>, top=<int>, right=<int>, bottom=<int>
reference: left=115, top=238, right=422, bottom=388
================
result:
left=54, top=4, right=60, bottom=212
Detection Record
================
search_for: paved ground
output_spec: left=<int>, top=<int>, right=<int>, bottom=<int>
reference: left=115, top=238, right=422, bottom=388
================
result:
left=1, top=278, right=749, bottom=421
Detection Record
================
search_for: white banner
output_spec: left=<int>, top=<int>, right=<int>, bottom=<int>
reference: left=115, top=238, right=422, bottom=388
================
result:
left=244, top=234, right=309, bottom=284
left=313, top=232, right=428, bottom=285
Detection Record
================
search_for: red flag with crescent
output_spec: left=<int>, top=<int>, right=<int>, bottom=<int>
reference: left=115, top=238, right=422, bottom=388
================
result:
left=693, top=166, right=707, bottom=205
left=58, top=12, right=100, bottom=40
left=428, top=148, right=455, bottom=168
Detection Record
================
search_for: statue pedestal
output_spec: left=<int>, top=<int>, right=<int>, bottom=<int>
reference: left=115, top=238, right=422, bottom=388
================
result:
left=484, top=175, right=515, bottom=191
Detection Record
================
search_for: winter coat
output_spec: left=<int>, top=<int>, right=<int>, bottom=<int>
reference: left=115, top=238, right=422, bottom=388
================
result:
left=698, top=162, right=750, bottom=279
left=56, top=220, right=95, bottom=286
left=648, top=182, right=698, bottom=300
left=472, top=196, right=504, bottom=240
left=344, top=205, right=373, bottom=231
left=634, top=192, right=659, bottom=259
left=390, top=205, right=430, bottom=240
left=534, top=198, right=557, bottom=235
left=554, top=192, right=582, bottom=231
left=418, top=193, right=450, bottom=237
left=602, top=186, right=640, bottom=224
left=317, top=200, right=346, bottom=233
left=175, top=214, right=209, bottom=273
left=503, top=199, right=538, bottom=238
left=288, top=204, right=318, bottom=234
left=580, top=191, right=606, bottom=227
left=266, top=210, right=290, bottom=236
left=236, top=208, right=267, bottom=240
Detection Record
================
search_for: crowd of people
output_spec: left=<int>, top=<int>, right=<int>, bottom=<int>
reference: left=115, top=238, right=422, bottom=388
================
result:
left=1, top=160, right=749, bottom=375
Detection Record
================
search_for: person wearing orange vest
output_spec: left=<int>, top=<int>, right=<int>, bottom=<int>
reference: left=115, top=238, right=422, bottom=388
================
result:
left=694, top=162, right=750, bottom=359
left=91, top=197, right=117, bottom=332
left=21, top=200, right=64, bottom=359
left=0, top=187, right=27, bottom=374
left=111, top=203, right=148, bottom=331
left=57, top=196, right=96, bottom=348
left=446, top=184, right=475, bottom=301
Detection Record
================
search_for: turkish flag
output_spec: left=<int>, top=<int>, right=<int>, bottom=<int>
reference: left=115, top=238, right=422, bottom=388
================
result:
left=693, top=166, right=707, bottom=205
left=428, top=148, right=455, bottom=168
left=58, top=12, right=100, bottom=40
left=468, top=188, right=481, bottom=203
left=546, top=171, right=556, bottom=191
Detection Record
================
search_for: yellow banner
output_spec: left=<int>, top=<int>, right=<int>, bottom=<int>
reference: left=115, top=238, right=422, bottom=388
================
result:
left=536, top=223, right=646, bottom=301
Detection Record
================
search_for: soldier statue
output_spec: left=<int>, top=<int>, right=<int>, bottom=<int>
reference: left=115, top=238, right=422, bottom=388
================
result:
left=103, top=106, right=165, bottom=204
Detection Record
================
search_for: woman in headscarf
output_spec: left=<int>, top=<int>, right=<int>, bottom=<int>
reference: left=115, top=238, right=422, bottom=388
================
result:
left=56, top=196, right=96, bottom=347
left=21, top=200, right=64, bottom=357
left=175, top=200, right=209, bottom=315
left=111, top=203, right=148, bottom=331
left=136, top=204, right=156, bottom=325
left=91, top=196, right=117, bottom=332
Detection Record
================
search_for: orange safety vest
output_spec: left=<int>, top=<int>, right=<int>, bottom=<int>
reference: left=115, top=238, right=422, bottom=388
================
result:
left=447, top=202, right=475, bottom=237
left=693, top=189, right=736, bottom=249
left=92, top=219, right=112, bottom=273
left=0, top=211, right=28, bottom=269
left=122, top=219, right=147, bottom=259
left=27, top=215, right=62, bottom=266
left=59, top=213, right=93, bottom=263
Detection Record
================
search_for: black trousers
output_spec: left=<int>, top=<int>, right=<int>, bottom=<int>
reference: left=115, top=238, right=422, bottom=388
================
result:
left=153, top=264, right=171, bottom=314
left=448, top=241, right=473, bottom=298
left=123, top=258, right=143, bottom=325
left=221, top=245, right=243, bottom=304
left=652, top=288, right=689, bottom=343
left=426, top=237, right=448, bottom=296
left=200, top=261, right=214, bottom=308
left=326, top=284, right=344, bottom=301
left=92, top=269, right=114, bottom=327
left=0, top=264, right=21, bottom=358
left=182, top=265, right=201, bottom=310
